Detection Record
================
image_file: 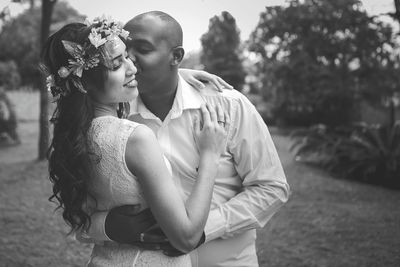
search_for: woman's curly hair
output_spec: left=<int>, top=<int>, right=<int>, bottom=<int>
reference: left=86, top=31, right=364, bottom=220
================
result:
left=41, top=23, right=108, bottom=233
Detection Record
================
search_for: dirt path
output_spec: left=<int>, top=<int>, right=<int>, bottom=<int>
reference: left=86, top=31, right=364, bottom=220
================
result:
left=0, top=124, right=399, bottom=266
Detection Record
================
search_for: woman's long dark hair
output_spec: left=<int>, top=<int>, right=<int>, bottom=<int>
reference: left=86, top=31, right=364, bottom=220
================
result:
left=41, top=23, right=107, bottom=233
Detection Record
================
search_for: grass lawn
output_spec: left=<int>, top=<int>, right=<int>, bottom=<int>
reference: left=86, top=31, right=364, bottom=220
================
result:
left=1, top=91, right=399, bottom=266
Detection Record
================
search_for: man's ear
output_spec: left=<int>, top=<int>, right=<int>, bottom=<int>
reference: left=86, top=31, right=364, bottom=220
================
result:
left=171, top=46, right=184, bottom=66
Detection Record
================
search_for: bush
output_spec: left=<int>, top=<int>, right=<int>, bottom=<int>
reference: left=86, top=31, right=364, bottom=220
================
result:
left=290, top=124, right=351, bottom=164
left=0, top=2, right=84, bottom=87
left=0, top=61, right=21, bottom=90
left=333, top=122, right=400, bottom=187
left=291, top=122, right=400, bottom=189
left=0, top=87, right=20, bottom=144
left=274, top=92, right=354, bottom=127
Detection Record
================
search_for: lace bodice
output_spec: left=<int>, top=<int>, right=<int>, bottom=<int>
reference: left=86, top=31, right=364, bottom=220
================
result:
left=87, top=116, right=145, bottom=210
left=86, top=116, right=190, bottom=267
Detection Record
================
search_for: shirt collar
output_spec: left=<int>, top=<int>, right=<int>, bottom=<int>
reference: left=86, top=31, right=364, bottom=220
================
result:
left=178, top=74, right=204, bottom=110
left=129, top=74, right=204, bottom=120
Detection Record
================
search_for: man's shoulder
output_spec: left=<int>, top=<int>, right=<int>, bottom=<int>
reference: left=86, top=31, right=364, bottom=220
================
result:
left=198, top=85, right=255, bottom=110
left=196, top=83, right=247, bottom=101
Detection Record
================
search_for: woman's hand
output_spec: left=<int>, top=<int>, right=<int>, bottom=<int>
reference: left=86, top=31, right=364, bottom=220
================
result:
left=194, top=103, right=229, bottom=158
left=179, top=68, right=233, bottom=92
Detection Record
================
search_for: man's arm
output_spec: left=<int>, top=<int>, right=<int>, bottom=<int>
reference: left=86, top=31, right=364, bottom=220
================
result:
left=203, top=94, right=290, bottom=242
left=76, top=205, right=157, bottom=243
left=76, top=206, right=189, bottom=256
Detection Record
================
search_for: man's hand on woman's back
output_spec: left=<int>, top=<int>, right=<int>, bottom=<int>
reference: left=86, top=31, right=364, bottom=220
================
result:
left=105, top=205, right=186, bottom=257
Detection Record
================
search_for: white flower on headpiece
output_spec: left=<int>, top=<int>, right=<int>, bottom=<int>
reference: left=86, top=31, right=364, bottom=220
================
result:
left=100, top=14, right=107, bottom=21
left=101, top=14, right=114, bottom=24
left=106, top=33, right=118, bottom=41
left=57, top=66, right=70, bottom=78
left=120, top=29, right=130, bottom=40
left=89, top=29, right=107, bottom=48
left=84, top=18, right=92, bottom=26
left=116, top=21, right=124, bottom=28
left=46, top=75, right=55, bottom=92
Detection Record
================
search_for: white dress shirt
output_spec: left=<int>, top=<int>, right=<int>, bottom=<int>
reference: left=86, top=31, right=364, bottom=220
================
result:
left=86, top=75, right=290, bottom=267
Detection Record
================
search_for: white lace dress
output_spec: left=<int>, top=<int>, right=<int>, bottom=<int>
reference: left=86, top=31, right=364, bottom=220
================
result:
left=86, top=116, right=191, bottom=267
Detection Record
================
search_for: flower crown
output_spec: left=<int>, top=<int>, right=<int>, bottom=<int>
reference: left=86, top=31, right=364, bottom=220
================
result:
left=45, top=15, right=130, bottom=98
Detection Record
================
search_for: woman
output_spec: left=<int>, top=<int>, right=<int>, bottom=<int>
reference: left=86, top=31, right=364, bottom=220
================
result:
left=42, top=17, right=229, bottom=266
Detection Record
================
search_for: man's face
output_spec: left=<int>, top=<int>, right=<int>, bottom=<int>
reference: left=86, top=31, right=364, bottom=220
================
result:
left=125, top=17, right=173, bottom=95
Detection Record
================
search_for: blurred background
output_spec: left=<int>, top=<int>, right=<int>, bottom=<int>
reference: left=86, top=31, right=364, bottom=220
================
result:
left=0, top=0, right=399, bottom=266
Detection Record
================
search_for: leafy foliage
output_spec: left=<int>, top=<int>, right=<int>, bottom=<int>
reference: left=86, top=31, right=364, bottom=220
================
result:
left=290, top=124, right=350, bottom=165
left=0, top=1, right=84, bottom=87
left=248, top=0, right=400, bottom=126
left=0, top=60, right=21, bottom=89
left=334, top=122, right=400, bottom=185
left=200, top=11, right=246, bottom=90
left=180, top=51, right=202, bottom=69
left=0, top=86, right=19, bottom=144
left=291, top=122, right=400, bottom=189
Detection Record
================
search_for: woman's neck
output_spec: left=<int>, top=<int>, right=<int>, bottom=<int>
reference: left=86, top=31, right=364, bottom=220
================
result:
left=92, top=100, right=119, bottom=118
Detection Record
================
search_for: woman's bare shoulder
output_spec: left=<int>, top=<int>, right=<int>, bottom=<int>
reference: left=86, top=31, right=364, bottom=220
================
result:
left=126, top=124, right=155, bottom=146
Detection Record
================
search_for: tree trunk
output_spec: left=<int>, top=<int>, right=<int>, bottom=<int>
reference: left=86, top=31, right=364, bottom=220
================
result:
left=389, top=98, right=395, bottom=128
left=38, top=0, right=56, bottom=160
left=394, top=0, right=400, bottom=22
left=393, top=0, right=400, bottom=125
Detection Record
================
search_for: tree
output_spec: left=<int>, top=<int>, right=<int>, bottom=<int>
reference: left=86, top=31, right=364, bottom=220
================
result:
left=383, top=0, right=400, bottom=126
left=248, top=0, right=400, bottom=126
left=200, top=11, right=246, bottom=90
left=0, top=0, right=84, bottom=159
left=0, top=1, right=84, bottom=86
left=38, top=0, right=56, bottom=160
left=180, top=51, right=202, bottom=69
left=0, top=61, right=21, bottom=90
left=0, top=86, right=20, bottom=144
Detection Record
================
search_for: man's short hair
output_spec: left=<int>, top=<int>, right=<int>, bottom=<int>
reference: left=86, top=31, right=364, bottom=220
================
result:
left=125, top=11, right=183, bottom=47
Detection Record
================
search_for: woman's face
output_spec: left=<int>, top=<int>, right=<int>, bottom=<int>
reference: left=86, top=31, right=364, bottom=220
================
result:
left=95, top=36, right=138, bottom=104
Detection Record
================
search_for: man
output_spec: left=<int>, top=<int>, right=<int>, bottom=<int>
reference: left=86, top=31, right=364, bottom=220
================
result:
left=86, top=11, right=289, bottom=267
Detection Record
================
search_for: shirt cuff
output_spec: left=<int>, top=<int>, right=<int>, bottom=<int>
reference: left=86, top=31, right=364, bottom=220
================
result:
left=87, top=211, right=112, bottom=242
left=204, top=208, right=226, bottom=242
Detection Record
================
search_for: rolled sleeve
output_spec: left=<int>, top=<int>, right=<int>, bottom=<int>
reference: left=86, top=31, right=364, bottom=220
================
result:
left=204, top=207, right=226, bottom=242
